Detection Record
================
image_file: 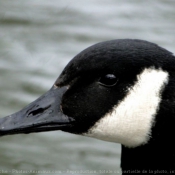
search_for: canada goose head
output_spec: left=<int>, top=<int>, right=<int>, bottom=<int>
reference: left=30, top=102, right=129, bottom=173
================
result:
left=0, top=39, right=175, bottom=172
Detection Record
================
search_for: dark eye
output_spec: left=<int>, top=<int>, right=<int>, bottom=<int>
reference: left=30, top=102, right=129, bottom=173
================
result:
left=99, top=74, right=118, bottom=87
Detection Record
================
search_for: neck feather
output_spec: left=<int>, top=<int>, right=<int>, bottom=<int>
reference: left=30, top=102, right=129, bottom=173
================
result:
left=121, top=134, right=175, bottom=174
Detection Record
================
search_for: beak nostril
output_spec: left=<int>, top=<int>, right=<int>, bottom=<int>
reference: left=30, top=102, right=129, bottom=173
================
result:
left=28, top=105, right=51, bottom=116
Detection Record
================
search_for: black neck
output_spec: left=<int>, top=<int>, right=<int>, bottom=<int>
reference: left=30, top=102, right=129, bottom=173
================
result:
left=121, top=134, right=175, bottom=174
left=121, top=110, right=175, bottom=174
left=121, top=144, right=175, bottom=174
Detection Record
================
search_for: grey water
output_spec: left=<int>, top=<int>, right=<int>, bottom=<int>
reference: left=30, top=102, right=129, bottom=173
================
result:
left=0, top=0, right=175, bottom=175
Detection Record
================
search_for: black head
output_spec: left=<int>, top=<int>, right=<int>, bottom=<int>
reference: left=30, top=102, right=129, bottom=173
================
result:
left=0, top=39, right=175, bottom=148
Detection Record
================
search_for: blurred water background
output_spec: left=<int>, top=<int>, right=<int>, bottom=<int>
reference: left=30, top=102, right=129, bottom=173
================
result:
left=0, top=0, right=175, bottom=175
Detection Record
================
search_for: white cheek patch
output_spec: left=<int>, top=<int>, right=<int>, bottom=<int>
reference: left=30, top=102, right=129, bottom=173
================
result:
left=84, top=68, right=169, bottom=147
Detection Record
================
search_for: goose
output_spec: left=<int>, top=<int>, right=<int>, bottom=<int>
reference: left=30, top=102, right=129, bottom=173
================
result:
left=0, top=39, right=175, bottom=174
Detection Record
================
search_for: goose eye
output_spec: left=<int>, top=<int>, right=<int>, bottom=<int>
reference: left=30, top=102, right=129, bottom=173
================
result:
left=99, top=74, right=118, bottom=87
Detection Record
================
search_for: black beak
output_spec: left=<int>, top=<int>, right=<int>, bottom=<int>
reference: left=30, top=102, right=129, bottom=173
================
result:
left=0, top=86, right=74, bottom=136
